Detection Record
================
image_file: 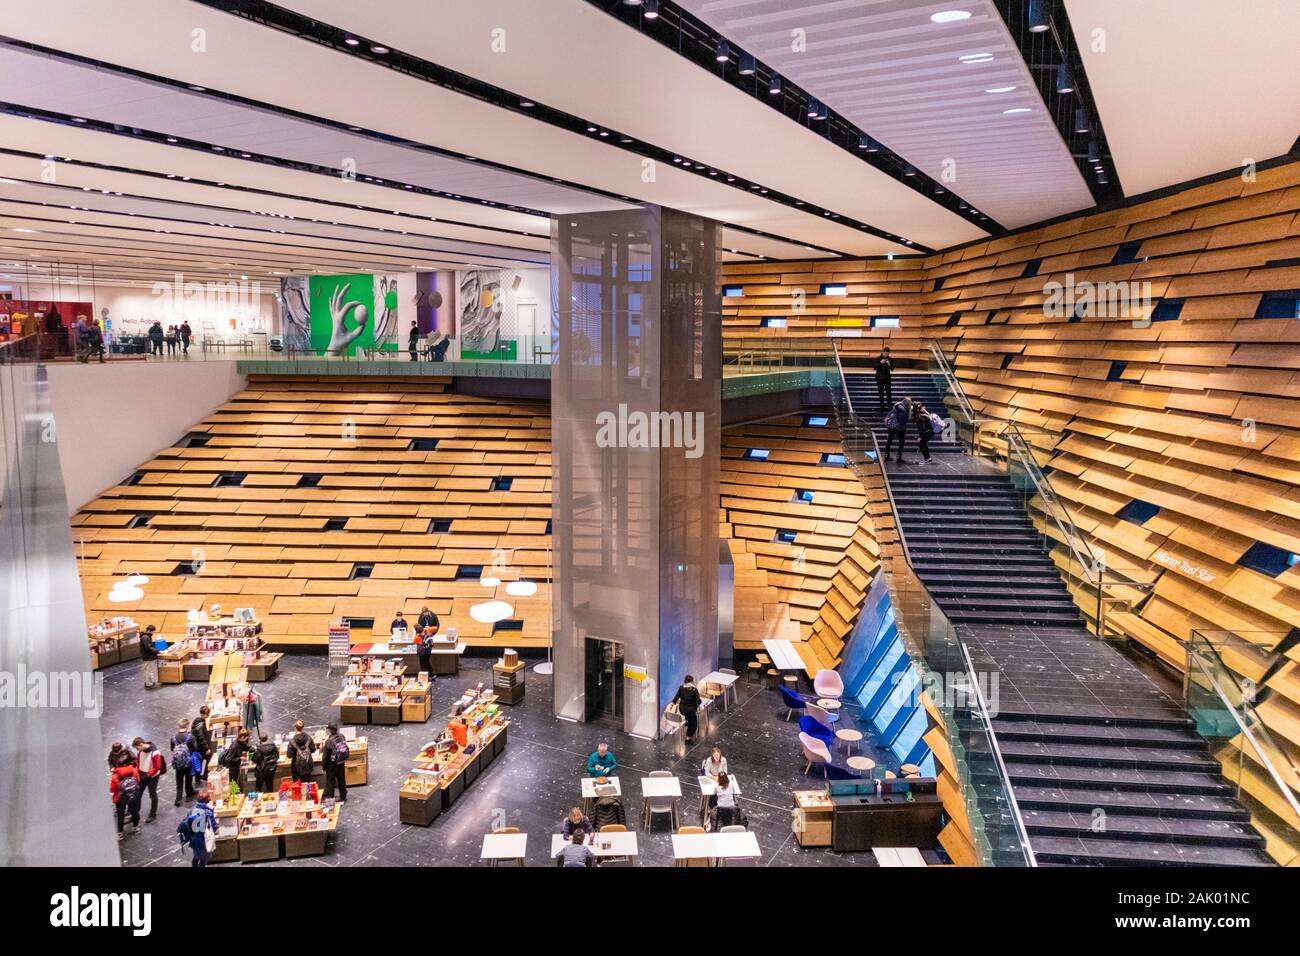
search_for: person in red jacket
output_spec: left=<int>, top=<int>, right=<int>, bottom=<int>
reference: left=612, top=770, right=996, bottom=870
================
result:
left=132, top=737, right=164, bottom=823
left=110, top=762, right=143, bottom=840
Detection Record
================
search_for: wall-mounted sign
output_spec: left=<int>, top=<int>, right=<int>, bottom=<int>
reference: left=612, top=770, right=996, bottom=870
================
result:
left=623, top=664, right=648, bottom=682
left=1153, top=549, right=1218, bottom=584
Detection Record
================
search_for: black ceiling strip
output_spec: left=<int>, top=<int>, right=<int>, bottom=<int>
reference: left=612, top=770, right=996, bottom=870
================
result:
left=192, top=0, right=919, bottom=255
left=991, top=0, right=1120, bottom=203
left=585, top=0, right=1002, bottom=235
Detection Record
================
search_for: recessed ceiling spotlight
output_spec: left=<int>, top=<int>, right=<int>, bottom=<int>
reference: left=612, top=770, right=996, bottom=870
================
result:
left=71, top=117, right=86, bottom=123
left=959, top=53, right=994, bottom=64
left=930, top=10, right=971, bottom=23
left=344, top=36, right=360, bottom=46
left=715, top=39, right=729, bottom=62
left=644, top=0, right=659, bottom=17
left=587, top=124, right=598, bottom=132
left=188, top=84, right=205, bottom=92
left=1003, top=107, right=1032, bottom=115
left=371, top=45, right=389, bottom=54
left=520, top=98, right=535, bottom=108
left=769, top=73, right=782, bottom=95
left=985, top=86, right=1016, bottom=93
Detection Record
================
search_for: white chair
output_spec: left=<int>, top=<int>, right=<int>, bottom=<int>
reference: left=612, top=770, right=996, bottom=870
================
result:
left=806, top=701, right=839, bottom=727
left=799, top=732, right=832, bottom=777
left=813, top=669, right=844, bottom=700
left=718, top=667, right=739, bottom=709
left=643, top=770, right=679, bottom=832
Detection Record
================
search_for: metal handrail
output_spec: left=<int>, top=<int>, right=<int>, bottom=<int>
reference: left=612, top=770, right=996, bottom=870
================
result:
left=1002, top=423, right=1102, bottom=586
left=1189, top=647, right=1300, bottom=822
left=960, top=641, right=1038, bottom=866
left=927, top=340, right=976, bottom=422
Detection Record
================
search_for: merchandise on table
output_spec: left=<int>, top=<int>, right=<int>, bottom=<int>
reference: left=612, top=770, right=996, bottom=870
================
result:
left=398, top=684, right=510, bottom=826
left=158, top=617, right=282, bottom=682
left=87, top=617, right=140, bottom=669
left=234, top=780, right=341, bottom=862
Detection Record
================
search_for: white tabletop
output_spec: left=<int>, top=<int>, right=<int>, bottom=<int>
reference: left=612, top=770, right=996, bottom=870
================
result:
left=480, top=832, right=528, bottom=859
left=641, top=776, right=682, bottom=798
left=551, top=832, right=639, bottom=857
left=581, top=776, right=622, bottom=798
left=762, top=639, right=805, bottom=671
left=696, top=774, right=742, bottom=796
left=699, top=671, right=739, bottom=687
left=874, top=846, right=927, bottom=867
left=671, top=831, right=762, bottom=860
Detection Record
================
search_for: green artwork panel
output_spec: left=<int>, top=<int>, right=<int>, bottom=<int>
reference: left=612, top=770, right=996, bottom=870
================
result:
left=308, top=273, right=375, bottom=356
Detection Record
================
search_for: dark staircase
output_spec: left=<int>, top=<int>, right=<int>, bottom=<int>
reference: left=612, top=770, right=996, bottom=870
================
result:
left=842, top=371, right=963, bottom=455
left=843, top=371, right=1273, bottom=866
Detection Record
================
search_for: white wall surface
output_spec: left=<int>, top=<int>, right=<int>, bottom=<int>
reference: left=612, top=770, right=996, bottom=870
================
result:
left=46, top=360, right=246, bottom=513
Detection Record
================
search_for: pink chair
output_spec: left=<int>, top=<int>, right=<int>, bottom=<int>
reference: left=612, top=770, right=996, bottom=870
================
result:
left=799, top=732, right=832, bottom=777
left=813, top=669, right=844, bottom=700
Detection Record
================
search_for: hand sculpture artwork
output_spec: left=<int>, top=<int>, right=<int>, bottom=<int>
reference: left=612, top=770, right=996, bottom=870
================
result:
left=326, top=283, right=369, bottom=355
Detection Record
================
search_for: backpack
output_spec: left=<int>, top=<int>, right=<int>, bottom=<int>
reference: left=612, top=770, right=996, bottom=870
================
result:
left=291, top=738, right=313, bottom=776
left=118, top=772, right=140, bottom=802
left=172, top=736, right=191, bottom=769
left=330, top=736, right=350, bottom=765
left=928, top=412, right=946, bottom=435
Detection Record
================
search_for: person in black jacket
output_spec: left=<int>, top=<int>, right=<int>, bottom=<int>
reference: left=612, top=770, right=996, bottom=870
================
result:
left=147, top=321, right=165, bottom=357
left=913, top=402, right=937, bottom=464
left=321, top=723, right=348, bottom=802
left=189, top=706, right=213, bottom=783
left=139, top=625, right=160, bottom=689
left=874, top=346, right=894, bottom=411
left=407, top=321, right=420, bottom=362
left=287, top=720, right=315, bottom=784
left=219, top=727, right=252, bottom=788
left=170, top=718, right=194, bottom=805
left=672, top=675, right=702, bottom=744
left=252, top=732, right=280, bottom=793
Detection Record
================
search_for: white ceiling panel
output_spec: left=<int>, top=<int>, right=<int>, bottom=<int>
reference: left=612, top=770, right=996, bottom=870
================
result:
left=1065, top=0, right=1300, bottom=197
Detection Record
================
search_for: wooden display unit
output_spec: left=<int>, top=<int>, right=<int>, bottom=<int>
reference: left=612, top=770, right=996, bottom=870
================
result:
left=159, top=618, right=281, bottom=682
left=87, top=619, right=140, bottom=670
left=793, top=790, right=833, bottom=848
left=492, top=658, right=526, bottom=705
left=334, top=662, right=427, bottom=724
left=235, top=784, right=340, bottom=862
left=399, top=691, right=509, bottom=825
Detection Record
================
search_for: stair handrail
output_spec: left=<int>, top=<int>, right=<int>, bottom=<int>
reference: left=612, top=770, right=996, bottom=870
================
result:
left=1187, top=635, right=1300, bottom=824
left=926, top=339, right=976, bottom=422
left=960, top=641, right=1039, bottom=866
left=1001, top=422, right=1103, bottom=587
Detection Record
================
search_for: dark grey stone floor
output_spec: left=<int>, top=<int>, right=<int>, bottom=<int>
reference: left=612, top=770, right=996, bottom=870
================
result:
left=99, top=655, right=910, bottom=867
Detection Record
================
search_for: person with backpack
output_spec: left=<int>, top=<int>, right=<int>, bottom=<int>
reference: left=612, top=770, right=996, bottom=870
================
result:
left=321, top=723, right=350, bottom=802
left=287, top=720, right=316, bottom=784
left=110, top=760, right=143, bottom=840
left=189, top=706, right=213, bottom=783
left=177, top=788, right=218, bottom=867
left=132, top=737, right=165, bottom=823
left=218, top=727, right=252, bottom=789
left=884, top=397, right=913, bottom=464
left=170, top=718, right=194, bottom=805
left=671, top=675, right=703, bottom=745
left=913, top=402, right=942, bottom=464
left=873, top=346, right=894, bottom=411
left=252, top=733, right=280, bottom=793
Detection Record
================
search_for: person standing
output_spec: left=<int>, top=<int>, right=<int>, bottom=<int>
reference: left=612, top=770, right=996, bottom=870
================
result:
left=322, top=723, right=349, bottom=802
left=218, top=727, right=252, bottom=790
left=416, top=605, right=440, bottom=676
left=407, top=320, right=420, bottom=362
left=165, top=325, right=179, bottom=356
left=189, top=706, right=213, bottom=783
left=81, top=322, right=106, bottom=363
left=110, top=760, right=143, bottom=840
left=177, top=788, right=218, bottom=867
left=140, top=625, right=160, bottom=689
left=287, top=720, right=315, bottom=784
left=884, top=397, right=913, bottom=464
left=914, top=402, right=937, bottom=464
left=671, top=674, right=703, bottom=745
left=133, top=737, right=164, bottom=823
left=148, top=321, right=164, bottom=356
left=170, top=718, right=194, bottom=805
left=873, top=346, right=894, bottom=411
left=179, top=320, right=192, bottom=355
left=252, top=733, right=280, bottom=793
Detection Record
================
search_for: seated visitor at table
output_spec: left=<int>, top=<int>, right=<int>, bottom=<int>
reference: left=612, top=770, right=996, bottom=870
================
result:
left=417, top=605, right=440, bottom=632
left=701, top=746, right=728, bottom=780
left=586, top=741, right=617, bottom=777
left=712, top=770, right=741, bottom=829
left=390, top=610, right=408, bottom=634
left=562, top=806, right=595, bottom=838
left=554, top=830, right=596, bottom=868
